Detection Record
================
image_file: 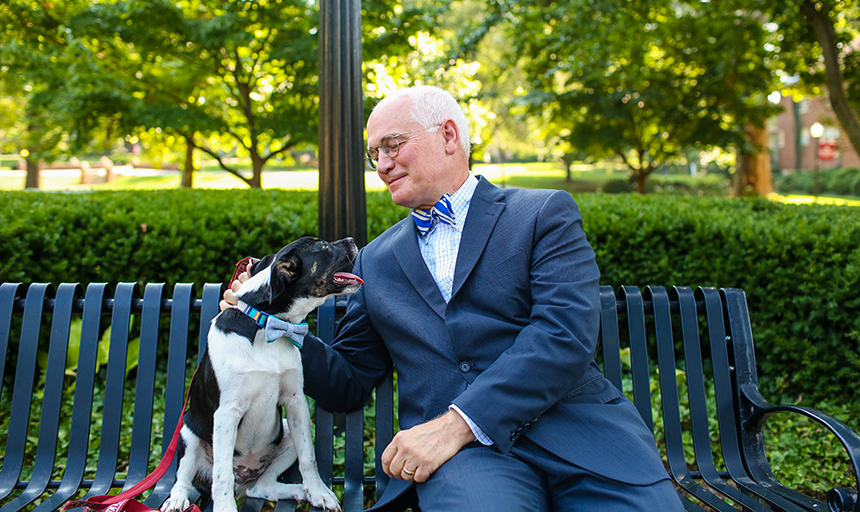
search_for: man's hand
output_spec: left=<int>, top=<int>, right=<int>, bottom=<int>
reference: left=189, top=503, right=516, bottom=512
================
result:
left=380, top=410, right=476, bottom=483
left=219, top=269, right=250, bottom=311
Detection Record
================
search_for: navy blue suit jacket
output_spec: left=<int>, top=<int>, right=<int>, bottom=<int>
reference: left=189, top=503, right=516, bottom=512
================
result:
left=301, top=177, right=667, bottom=506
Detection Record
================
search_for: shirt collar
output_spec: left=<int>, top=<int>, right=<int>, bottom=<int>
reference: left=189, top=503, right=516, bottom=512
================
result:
left=447, top=174, right=478, bottom=230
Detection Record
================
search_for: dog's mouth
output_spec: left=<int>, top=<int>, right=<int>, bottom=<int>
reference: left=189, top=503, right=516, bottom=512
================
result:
left=332, top=272, right=363, bottom=287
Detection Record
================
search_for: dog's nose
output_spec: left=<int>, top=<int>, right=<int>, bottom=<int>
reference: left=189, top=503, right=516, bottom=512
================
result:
left=336, top=237, right=357, bottom=252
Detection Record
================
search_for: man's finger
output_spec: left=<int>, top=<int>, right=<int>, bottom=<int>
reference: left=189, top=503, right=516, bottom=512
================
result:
left=380, top=441, right=401, bottom=478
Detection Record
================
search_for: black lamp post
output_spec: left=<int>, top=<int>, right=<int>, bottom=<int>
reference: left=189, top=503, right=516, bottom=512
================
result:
left=318, top=0, right=367, bottom=247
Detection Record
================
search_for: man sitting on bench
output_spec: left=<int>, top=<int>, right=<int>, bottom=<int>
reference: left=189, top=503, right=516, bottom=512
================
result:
left=224, top=85, right=683, bottom=512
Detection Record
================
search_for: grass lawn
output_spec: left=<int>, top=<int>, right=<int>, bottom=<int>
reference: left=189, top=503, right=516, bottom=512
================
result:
left=0, top=161, right=703, bottom=192
left=2, top=161, right=859, bottom=206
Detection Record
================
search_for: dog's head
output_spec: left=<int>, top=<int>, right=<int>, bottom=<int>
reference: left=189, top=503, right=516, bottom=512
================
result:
left=237, top=236, right=362, bottom=322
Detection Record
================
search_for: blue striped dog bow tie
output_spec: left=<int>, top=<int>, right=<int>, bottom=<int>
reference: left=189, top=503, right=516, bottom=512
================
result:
left=411, top=193, right=455, bottom=236
left=237, top=301, right=309, bottom=348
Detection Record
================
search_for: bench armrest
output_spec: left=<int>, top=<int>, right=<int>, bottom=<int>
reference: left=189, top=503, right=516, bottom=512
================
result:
left=740, top=383, right=860, bottom=512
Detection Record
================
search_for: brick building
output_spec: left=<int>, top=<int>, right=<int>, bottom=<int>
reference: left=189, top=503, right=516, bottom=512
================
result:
left=768, top=93, right=860, bottom=172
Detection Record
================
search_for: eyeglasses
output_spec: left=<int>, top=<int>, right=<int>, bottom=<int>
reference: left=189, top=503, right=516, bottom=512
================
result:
left=365, top=124, right=441, bottom=170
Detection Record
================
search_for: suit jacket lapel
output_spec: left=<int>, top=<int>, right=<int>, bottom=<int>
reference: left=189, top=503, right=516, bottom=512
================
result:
left=451, top=177, right=506, bottom=299
left=391, top=218, right=448, bottom=318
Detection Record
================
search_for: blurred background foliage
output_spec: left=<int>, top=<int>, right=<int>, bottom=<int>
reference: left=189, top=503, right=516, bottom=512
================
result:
left=1, top=0, right=859, bottom=195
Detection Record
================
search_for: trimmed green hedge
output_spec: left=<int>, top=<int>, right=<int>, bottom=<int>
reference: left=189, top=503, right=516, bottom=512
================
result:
left=581, top=194, right=860, bottom=407
left=0, top=190, right=407, bottom=287
left=1, top=190, right=859, bottom=409
left=775, top=167, right=860, bottom=197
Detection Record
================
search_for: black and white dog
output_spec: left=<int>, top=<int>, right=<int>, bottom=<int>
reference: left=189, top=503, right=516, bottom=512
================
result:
left=161, top=237, right=362, bottom=512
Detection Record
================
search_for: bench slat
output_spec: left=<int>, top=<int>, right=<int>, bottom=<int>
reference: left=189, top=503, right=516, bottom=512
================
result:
left=125, top=284, right=165, bottom=490
left=598, top=286, right=623, bottom=391
left=620, top=286, right=655, bottom=432
left=84, top=284, right=132, bottom=497
left=341, top=410, right=365, bottom=512
left=146, top=284, right=196, bottom=509
left=314, top=297, right=338, bottom=512
left=0, top=283, right=22, bottom=390
left=1, top=283, right=50, bottom=501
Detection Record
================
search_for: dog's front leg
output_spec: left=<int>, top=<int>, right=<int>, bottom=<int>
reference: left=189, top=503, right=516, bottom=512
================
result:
left=211, top=404, right=243, bottom=512
left=284, top=393, right=341, bottom=512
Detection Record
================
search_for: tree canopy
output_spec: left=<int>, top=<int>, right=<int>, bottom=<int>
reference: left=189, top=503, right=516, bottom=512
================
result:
left=477, top=0, right=782, bottom=192
left=2, top=0, right=858, bottom=193
left=1, top=0, right=446, bottom=187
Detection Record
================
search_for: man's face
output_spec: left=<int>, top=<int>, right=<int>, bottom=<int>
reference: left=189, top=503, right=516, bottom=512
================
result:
left=367, top=96, right=448, bottom=210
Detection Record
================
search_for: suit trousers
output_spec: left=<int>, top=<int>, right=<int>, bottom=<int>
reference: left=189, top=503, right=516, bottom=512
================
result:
left=412, top=437, right=684, bottom=512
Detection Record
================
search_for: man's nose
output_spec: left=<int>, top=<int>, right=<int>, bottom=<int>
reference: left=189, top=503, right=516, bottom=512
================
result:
left=376, top=152, right=395, bottom=174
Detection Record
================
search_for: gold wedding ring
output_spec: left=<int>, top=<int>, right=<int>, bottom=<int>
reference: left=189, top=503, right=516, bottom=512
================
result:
left=402, top=467, right=416, bottom=476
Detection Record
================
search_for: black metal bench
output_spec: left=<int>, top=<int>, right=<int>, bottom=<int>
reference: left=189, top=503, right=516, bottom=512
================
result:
left=1, top=282, right=858, bottom=512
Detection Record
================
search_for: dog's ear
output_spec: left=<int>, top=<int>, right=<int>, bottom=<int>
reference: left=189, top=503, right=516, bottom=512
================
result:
left=269, top=254, right=301, bottom=303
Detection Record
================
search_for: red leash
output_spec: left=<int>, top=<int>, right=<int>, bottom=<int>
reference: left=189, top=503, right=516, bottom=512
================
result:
left=65, top=259, right=253, bottom=512
left=63, top=367, right=201, bottom=512
left=229, top=257, right=254, bottom=290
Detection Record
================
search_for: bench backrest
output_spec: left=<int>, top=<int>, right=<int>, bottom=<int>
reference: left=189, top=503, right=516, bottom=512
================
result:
left=1, top=282, right=847, bottom=512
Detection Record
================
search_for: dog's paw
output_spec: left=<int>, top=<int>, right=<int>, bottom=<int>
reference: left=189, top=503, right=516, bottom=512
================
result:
left=245, top=482, right=306, bottom=503
left=304, top=482, right=341, bottom=512
left=160, top=495, right=190, bottom=512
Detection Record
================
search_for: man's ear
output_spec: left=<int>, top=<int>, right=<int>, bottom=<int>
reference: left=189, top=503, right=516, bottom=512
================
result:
left=440, top=118, right=460, bottom=155
left=269, top=255, right=301, bottom=303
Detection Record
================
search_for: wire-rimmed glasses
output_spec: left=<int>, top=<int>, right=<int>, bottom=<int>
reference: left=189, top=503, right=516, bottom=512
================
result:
left=365, top=124, right=441, bottom=170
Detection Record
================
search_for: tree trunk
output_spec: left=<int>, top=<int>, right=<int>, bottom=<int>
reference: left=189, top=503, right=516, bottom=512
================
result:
left=181, top=136, right=195, bottom=188
left=25, top=158, right=40, bottom=189
left=738, top=124, right=773, bottom=196
left=561, top=154, right=575, bottom=182
left=250, top=153, right=263, bottom=188
left=801, top=0, right=860, bottom=160
left=635, top=173, right=647, bottom=194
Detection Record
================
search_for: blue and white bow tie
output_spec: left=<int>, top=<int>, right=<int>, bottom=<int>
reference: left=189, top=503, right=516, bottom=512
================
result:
left=237, top=301, right=309, bottom=348
left=411, top=194, right=455, bottom=236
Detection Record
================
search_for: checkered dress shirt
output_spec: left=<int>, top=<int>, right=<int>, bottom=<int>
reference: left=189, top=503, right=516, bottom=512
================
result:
left=414, top=174, right=493, bottom=445
left=416, top=174, right=478, bottom=302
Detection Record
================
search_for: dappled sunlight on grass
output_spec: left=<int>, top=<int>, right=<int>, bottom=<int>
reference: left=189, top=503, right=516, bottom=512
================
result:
left=1, top=168, right=392, bottom=191
left=3, top=163, right=858, bottom=207
left=771, top=193, right=860, bottom=207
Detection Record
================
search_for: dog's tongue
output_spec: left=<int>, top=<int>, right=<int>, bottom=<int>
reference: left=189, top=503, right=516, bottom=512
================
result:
left=333, top=272, right=363, bottom=285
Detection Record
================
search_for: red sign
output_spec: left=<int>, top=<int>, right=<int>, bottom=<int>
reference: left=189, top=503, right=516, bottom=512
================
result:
left=819, top=141, right=837, bottom=161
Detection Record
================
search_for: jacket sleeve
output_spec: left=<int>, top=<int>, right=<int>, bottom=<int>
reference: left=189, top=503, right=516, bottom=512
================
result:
left=451, top=190, right=601, bottom=454
left=300, top=248, right=394, bottom=412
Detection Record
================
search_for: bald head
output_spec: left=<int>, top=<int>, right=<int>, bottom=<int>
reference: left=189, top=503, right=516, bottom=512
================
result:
left=372, top=86, right=471, bottom=157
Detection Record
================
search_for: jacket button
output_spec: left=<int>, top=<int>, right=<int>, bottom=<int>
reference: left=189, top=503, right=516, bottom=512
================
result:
left=510, top=427, right=524, bottom=442
left=459, top=362, right=471, bottom=373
